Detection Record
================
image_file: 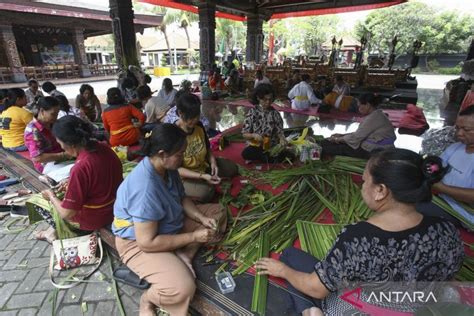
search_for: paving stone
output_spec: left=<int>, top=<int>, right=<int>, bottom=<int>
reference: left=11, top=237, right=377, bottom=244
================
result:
left=93, top=301, right=115, bottom=315
left=17, top=309, right=37, bottom=316
left=34, top=278, right=54, bottom=292
left=6, top=292, right=47, bottom=309
left=13, top=226, right=36, bottom=242
left=21, top=257, right=49, bottom=269
left=62, top=283, right=85, bottom=304
left=0, top=282, right=19, bottom=309
left=118, top=282, right=139, bottom=297
left=3, top=250, right=29, bottom=270
left=0, top=250, right=14, bottom=261
left=16, top=267, right=46, bottom=294
left=82, top=282, right=115, bottom=301
left=120, top=293, right=140, bottom=315
left=57, top=303, right=95, bottom=316
left=0, top=235, right=16, bottom=251
left=0, top=270, right=28, bottom=282
left=6, top=240, right=37, bottom=251
left=26, top=242, right=48, bottom=259
left=0, top=311, right=17, bottom=316
left=36, top=290, right=64, bottom=316
left=41, top=246, right=50, bottom=258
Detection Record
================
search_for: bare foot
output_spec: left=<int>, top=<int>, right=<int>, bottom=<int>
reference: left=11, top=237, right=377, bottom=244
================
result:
left=139, top=293, right=156, bottom=316
left=34, top=227, right=57, bottom=243
left=175, top=250, right=196, bottom=278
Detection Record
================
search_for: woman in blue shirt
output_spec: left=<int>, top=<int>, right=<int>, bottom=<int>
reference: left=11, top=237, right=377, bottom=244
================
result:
left=113, top=123, right=225, bottom=315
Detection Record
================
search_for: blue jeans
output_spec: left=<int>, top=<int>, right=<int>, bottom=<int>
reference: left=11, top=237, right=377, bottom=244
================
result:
left=279, top=247, right=323, bottom=313
left=5, top=144, right=27, bottom=152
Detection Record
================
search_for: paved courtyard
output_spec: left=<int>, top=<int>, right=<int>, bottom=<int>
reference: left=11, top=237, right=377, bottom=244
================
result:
left=0, top=218, right=142, bottom=316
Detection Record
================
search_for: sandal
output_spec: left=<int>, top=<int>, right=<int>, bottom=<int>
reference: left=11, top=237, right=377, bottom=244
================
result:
left=113, top=266, right=150, bottom=289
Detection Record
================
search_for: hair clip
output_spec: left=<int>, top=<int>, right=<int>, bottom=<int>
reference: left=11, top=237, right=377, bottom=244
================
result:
left=425, top=162, right=439, bottom=174
left=145, top=131, right=153, bottom=139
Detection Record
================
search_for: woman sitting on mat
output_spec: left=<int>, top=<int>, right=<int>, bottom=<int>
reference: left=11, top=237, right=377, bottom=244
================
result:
left=320, top=91, right=358, bottom=113
left=0, top=88, right=33, bottom=152
left=175, top=93, right=238, bottom=202
left=37, top=116, right=123, bottom=242
left=242, top=83, right=292, bottom=163
left=56, top=95, right=82, bottom=119
left=158, top=78, right=178, bottom=108
left=256, top=148, right=464, bottom=315
left=113, top=123, right=226, bottom=316
left=75, top=84, right=102, bottom=122
left=24, top=97, right=71, bottom=173
left=102, top=87, right=145, bottom=147
left=321, top=93, right=396, bottom=159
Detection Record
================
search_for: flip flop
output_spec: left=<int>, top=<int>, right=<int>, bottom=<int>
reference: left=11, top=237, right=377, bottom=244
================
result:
left=0, top=204, right=11, bottom=213
left=113, top=266, right=150, bottom=290
left=2, top=189, right=32, bottom=200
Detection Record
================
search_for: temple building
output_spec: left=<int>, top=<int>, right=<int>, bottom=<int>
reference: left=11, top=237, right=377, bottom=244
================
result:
left=0, top=0, right=162, bottom=83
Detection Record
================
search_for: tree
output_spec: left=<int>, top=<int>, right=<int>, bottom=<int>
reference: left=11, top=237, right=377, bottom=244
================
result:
left=133, top=1, right=176, bottom=70
left=263, top=16, right=342, bottom=59
left=216, top=19, right=246, bottom=61
left=355, top=2, right=474, bottom=55
left=166, top=10, right=199, bottom=49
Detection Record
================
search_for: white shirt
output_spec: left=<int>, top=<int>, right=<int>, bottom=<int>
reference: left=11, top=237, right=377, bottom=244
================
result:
left=288, top=81, right=321, bottom=110
left=25, top=88, right=44, bottom=106
left=254, top=76, right=271, bottom=88
left=58, top=107, right=81, bottom=119
left=333, top=83, right=350, bottom=96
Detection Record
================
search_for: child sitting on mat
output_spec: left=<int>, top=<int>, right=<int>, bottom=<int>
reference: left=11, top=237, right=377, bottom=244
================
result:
left=241, top=84, right=293, bottom=163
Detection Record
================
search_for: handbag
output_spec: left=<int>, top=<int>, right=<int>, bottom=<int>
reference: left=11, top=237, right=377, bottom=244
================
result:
left=49, top=232, right=103, bottom=289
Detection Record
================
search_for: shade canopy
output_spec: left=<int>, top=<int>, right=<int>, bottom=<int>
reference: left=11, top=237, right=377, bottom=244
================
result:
left=139, top=0, right=406, bottom=21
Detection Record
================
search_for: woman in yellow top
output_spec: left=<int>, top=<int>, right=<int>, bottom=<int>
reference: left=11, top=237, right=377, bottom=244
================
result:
left=0, top=88, right=33, bottom=151
left=175, top=93, right=238, bottom=202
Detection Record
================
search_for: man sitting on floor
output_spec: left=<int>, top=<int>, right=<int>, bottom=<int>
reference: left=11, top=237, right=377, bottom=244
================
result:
left=417, top=106, right=474, bottom=229
left=288, top=74, right=321, bottom=111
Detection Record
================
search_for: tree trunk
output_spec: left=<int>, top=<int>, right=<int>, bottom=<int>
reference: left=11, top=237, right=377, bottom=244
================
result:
left=183, top=26, right=191, bottom=65
left=184, top=26, right=191, bottom=49
left=224, top=41, right=229, bottom=62
left=163, top=30, right=174, bottom=70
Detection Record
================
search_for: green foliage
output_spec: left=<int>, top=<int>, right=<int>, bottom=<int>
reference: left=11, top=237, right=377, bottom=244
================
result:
left=160, top=54, right=168, bottom=67
left=264, top=16, right=342, bottom=58
left=355, top=2, right=474, bottom=54
left=216, top=19, right=246, bottom=59
left=437, top=65, right=462, bottom=75
left=427, top=59, right=462, bottom=75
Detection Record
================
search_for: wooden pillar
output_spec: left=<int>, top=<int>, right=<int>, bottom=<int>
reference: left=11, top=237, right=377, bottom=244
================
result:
left=109, top=0, right=139, bottom=70
left=197, top=1, right=216, bottom=71
left=72, top=28, right=91, bottom=77
left=246, top=14, right=265, bottom=64
left=0, top=24, right=26, bottom=82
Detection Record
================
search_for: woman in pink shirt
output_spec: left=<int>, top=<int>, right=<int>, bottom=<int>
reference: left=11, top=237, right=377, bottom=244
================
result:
left=24, top=97, right=70, bottom=173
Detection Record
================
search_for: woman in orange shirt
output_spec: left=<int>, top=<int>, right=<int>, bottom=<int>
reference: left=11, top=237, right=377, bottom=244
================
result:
left=102, top=88, right=145, bottom=147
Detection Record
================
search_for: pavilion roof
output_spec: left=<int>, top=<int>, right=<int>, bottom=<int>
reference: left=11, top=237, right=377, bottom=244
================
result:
left=0, top=0, right=163, bottom=37
left=139, top=0, right=407, bottom=21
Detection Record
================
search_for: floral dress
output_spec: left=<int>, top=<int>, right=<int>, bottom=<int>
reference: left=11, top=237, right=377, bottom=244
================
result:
left=314, top=216, right=464, bottom=314
left=241, top=105, right=284, bottom=146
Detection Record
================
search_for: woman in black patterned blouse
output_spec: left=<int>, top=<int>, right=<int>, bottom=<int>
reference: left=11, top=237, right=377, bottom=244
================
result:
left=256, top=148, right=464, bottom=315
left=241, top=83, right=292, bottom=162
